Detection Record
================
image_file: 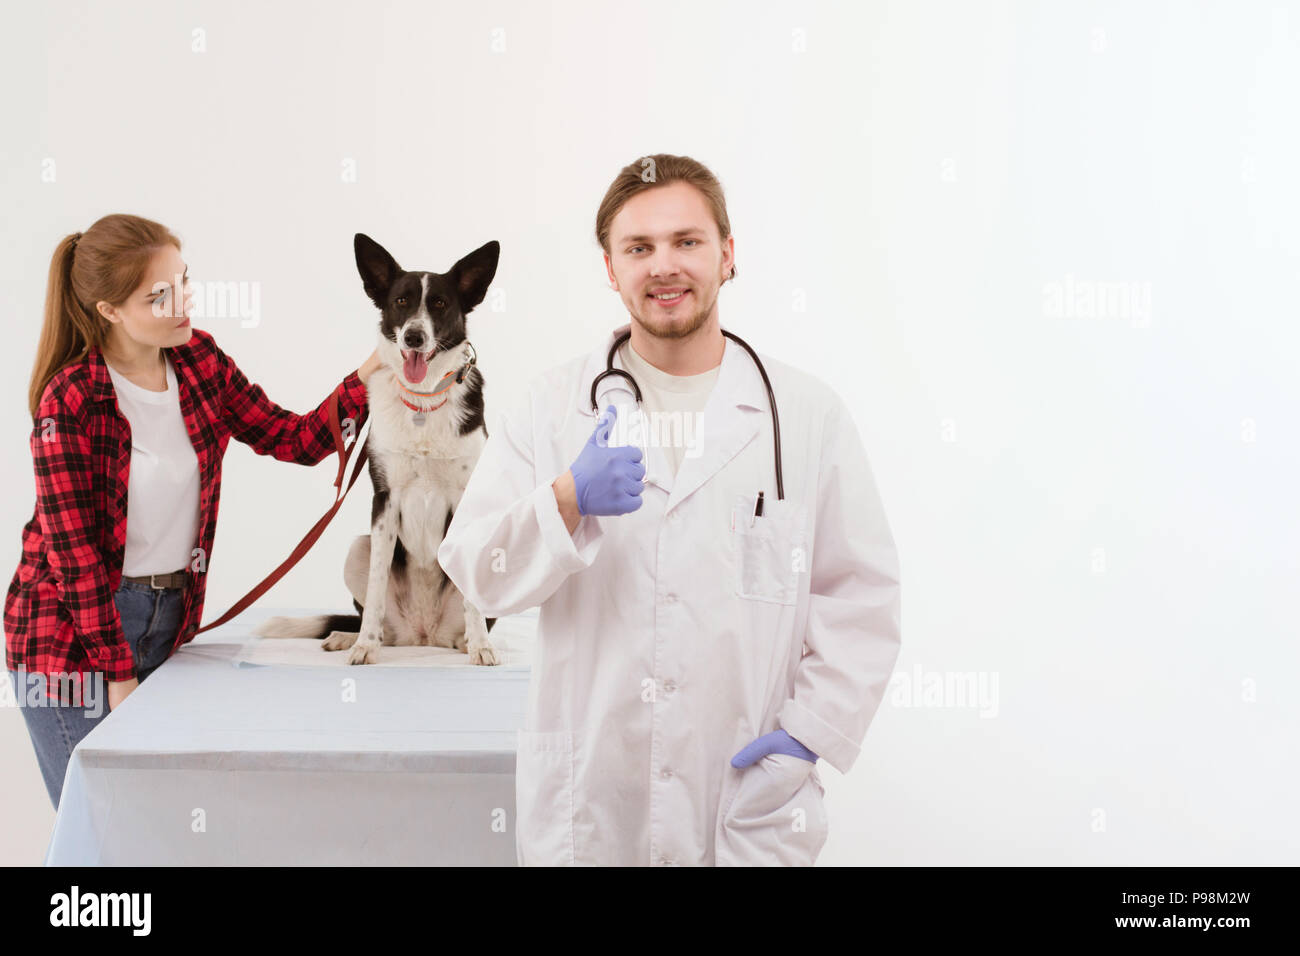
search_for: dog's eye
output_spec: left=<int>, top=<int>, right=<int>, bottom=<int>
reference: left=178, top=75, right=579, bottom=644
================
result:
left=395, top=296, right=407, bottom=306
left=434, top=299, right=445, bottom=310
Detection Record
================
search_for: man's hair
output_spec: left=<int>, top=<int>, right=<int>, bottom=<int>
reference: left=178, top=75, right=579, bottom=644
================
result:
left=594, top=154, right=736, bottom=281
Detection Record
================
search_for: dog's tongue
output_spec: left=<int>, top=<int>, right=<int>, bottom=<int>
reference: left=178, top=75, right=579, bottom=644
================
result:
left=403, top=350, right=428, bottom=383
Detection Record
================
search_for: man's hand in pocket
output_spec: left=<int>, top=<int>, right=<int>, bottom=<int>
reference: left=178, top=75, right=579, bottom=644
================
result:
left=731, top=729, right=818, bottom=767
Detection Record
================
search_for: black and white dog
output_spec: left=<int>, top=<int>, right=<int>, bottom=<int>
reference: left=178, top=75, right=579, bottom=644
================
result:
left=255, top=234, right=501, bottom=665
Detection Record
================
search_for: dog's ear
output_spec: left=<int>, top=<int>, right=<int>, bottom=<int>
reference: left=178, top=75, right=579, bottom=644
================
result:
left=354, top=233, right=403, bottom=308
left=452, top=240, right=500, bottom=315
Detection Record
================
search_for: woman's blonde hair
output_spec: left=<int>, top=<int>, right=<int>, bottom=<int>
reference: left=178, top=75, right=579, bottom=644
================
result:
left=594, top=153, right=736, bottom=282
left=29, top=213, right=181, bottom=418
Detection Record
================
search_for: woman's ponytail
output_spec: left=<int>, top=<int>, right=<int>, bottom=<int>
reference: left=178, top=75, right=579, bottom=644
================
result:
left=28, top=233, right=95, bottom=418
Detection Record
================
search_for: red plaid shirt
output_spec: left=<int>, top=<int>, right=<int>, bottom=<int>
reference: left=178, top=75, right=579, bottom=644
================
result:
left=5, top=326, right=369, bottom=702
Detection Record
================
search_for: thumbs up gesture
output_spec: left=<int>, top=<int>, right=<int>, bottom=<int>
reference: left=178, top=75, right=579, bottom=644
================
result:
left=568, top=405, right=646, bottom=516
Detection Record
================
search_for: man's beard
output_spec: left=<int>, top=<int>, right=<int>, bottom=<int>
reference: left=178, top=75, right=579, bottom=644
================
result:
left=632, top=287, right=717, bottom=340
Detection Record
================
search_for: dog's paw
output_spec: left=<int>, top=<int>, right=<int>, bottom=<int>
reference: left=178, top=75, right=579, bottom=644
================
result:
left=321, top=630, right=358, bottom=651
left=468, top=642, right=500, bottom=666
left=347, top=640, right=380, bottom=665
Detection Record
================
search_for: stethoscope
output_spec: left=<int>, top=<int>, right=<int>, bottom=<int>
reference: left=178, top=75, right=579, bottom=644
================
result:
left=589, top=327, right=785, bottom=502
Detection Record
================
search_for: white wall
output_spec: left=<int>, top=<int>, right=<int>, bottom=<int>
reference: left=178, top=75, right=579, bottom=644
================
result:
left=1, top=0, right=1295, bottom=865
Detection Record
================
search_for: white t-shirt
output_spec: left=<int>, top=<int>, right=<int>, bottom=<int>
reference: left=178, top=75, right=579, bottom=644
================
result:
left=618, top=338, right=721, bottom=478
left=105, top=354, right=201, bottom=577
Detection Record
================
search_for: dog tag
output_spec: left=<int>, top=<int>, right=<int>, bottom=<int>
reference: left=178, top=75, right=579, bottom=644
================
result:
left=412, top=413, right=427, bottom=426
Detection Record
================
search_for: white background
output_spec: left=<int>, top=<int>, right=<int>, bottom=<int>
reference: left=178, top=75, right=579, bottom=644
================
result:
left=1, top=0, right=1297, bottom=865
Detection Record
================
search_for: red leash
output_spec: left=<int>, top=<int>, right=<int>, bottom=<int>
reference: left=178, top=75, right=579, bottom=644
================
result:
left=194, top=391, right=370, bottom=635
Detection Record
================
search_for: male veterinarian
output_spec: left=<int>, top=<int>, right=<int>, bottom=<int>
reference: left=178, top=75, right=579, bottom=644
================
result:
left=438, top=154, right=901, bottom=866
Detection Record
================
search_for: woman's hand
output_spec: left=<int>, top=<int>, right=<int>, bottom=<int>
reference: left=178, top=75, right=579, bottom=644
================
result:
left=358, top=348, right=384, bottom=386
left=107, top=677, right=139, bottom=711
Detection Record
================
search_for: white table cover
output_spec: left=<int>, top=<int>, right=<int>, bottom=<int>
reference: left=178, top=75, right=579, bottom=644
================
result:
left=44, top=606, right=536, bottom=866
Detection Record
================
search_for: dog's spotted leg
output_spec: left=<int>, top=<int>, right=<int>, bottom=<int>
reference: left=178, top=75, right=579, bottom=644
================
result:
left=349, top=498, right=397, bottom=665
left=464, top=600, right=499, bottom=666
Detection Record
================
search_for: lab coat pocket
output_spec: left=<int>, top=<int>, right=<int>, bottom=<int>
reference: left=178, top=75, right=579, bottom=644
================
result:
left=514, top=729, right=576, bottom=866
left=730, top=495, right=807, bottom=606
left=716, top=753, right=828, bottom=866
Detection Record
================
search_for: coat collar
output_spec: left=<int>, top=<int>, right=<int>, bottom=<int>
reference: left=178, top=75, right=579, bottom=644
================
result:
left=574, top=323, right=771, bottom=512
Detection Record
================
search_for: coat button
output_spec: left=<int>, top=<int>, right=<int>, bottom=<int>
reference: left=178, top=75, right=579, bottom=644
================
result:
left=662, top=679, right=676, bottom=694
left=664, top=593, right=676, bottom=603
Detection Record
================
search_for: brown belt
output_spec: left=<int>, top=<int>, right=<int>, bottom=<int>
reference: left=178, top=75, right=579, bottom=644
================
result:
left=121, top=569, right=189, bottom=590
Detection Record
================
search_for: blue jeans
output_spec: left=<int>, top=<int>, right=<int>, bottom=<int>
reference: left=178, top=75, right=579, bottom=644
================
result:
left=8, top=578, right=186, bottom=810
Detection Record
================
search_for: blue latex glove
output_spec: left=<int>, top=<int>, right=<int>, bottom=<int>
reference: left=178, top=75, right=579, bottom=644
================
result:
left=731, top=729, right=818, bottom=767
left=569, top=404, right=645, bottom=516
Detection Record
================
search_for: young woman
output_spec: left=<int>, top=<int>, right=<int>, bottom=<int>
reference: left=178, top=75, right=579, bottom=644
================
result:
left=4, top=213, right=383, bottom=809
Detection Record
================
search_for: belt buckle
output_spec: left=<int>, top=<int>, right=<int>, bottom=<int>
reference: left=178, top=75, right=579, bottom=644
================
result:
left=149, top=574, right=167, bottom=590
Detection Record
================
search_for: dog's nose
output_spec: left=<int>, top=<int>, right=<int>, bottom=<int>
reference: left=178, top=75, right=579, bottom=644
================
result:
left=402, top=330, right=426, bottom=350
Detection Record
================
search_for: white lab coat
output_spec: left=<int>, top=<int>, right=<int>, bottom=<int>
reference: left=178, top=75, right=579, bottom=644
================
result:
left=437, top=323, right=901, bottom=866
